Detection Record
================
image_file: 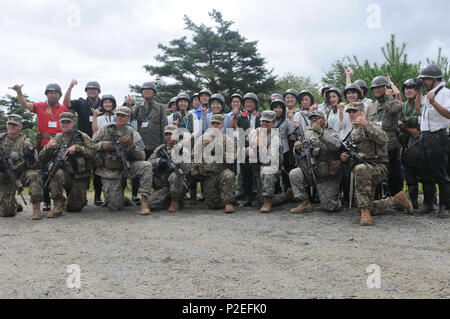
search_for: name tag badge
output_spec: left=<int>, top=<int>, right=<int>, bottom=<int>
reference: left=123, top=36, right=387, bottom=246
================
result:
left=375, top=121, right=382, bottom=127
left=89, top=116, right=93, bottom=122
left=142, top=122, right=149, bottom=128
left=48, top=121, right=57, bottom=128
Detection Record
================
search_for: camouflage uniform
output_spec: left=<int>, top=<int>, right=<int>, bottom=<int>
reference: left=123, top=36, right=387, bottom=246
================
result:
left=132, top=99, right=168, bottom=155
left=93, top=122, right=152, bottom=211
left=191, top=121, right=236, bottom=210
left=345, top=112, right=392, bottom=213
left=248, top=124, right=284, bottom=206
left=290, top=115, right=342, bottom=212
left=39, top=120, right=95, bottom=213
left=148, top=141, right=191, bottom=211
left=0, top=130, right=43, bottom=217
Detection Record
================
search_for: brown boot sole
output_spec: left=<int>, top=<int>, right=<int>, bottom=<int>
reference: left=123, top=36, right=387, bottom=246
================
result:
left=32, top=215, right=43, bottom=220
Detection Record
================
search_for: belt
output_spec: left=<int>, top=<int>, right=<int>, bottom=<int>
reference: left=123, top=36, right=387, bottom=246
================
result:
left=42, top=134, right=56, bottom=139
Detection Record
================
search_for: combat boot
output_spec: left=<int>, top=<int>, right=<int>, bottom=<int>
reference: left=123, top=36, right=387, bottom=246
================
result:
left=225, top=203, right=235, bottom=214
left=260, top=197, right=272, bottom=214
left=290, top=200, right=312, bottom=214
left=282, top=189, right=295, bottom=202
left=47, top=200, right=63, bottom=218
left=394, top=191, right=414, bottom=214
left=31, top=202, right=43, bottom=220
left=360, top=209, right=373, bottom=226
left=168, top=199, right=180, bottom=212
left=123, top=196, right=133, bottom=207
left=16, top=200, right=23, bottom=213
left=140, top=196, right=150, bottom=215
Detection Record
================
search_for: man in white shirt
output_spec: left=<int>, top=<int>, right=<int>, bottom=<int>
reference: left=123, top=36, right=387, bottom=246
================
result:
left=417, top=64, right=450, bottom=218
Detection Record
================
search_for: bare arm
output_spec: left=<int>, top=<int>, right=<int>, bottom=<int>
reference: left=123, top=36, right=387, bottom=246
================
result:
left=64, top=79, right=78, bottom=108
left=345, top=68, right=352, bottom=85
left=9, top=85, right=33, bottom=111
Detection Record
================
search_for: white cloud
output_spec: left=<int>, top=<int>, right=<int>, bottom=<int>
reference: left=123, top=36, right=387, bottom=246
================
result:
left=1, top=0, right=449, bottom=104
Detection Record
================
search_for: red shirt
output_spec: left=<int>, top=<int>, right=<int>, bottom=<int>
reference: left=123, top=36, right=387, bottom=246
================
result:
left=32, top=102, right=69, bottom=147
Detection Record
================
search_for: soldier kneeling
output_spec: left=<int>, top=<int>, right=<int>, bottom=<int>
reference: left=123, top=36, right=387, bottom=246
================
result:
left=39, top=112, right=95, bottom=217
left=0, top=115, right=44, bottom=220
left=93, top=107, right=153, bottom=215
left=290, top=110, right=343, bottom=214
left=192, top=114, right=235, bottom=213
left=148, top=125, right=191, bottom=212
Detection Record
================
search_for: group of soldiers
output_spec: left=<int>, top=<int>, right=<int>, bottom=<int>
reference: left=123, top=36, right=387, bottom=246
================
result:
left=1, top=63, right=449, bottom=226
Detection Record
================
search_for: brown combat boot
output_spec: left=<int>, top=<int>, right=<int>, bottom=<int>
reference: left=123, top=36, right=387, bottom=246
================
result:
left=290, top=200, right=312, bottom=214
left=47, top=200, right=63, bottom=218
left=16, top=200, right=24, bottom=213
left=225, top=203, right=235, bottom=214
left=282, top=189, right=295, bottom=202
left=123, top=196, right=134, bottom=207
left=360, top=209, right=373, bottom=226
left=168, top=199, right=180, bottom=212
left=260, top=197, right=272, bottom=214
left=31, top=202, right=43, bottom=220
left=394, top=191, right=414, bottom=214
left=140, top=196, right=150, bottom=215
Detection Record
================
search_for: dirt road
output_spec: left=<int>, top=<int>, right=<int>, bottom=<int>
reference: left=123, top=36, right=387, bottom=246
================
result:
left=0, top=199, right=448, bottom=299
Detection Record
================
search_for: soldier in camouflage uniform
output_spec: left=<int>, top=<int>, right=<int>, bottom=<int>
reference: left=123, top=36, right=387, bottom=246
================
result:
left=289, top=110, right=343, bottom=214
left=39, top=112, right=95, bottom=217
left=147, top=125, right=191, bottom=212
left=0, top=115, right=44, bottom=219
left=191, top=114, right=236, bottom=213
left=93, top=107, right=153, bottom=215
left=340, top=102, right=413, bottom=226
left=247, top=110, right=284, bottom=213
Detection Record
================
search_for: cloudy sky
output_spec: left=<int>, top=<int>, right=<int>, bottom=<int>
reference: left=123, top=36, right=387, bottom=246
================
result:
left=1, top=0, right=449, bottom=103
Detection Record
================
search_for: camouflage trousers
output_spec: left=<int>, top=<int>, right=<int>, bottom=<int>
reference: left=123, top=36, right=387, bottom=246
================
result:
left=290, top=167, right=341, bottom=212
left=353, top=163, right=395, bottom=213
left=49, top=169, right=89, bottom=212
left=200, top=169, right=235, bottom=209
left=0, top=170, right=43, bottom=217
left=253, top=165, right=283, bottom=206
left=147, top=172, right=188, bottom=211
left=102, top=161, right=153, bottom=211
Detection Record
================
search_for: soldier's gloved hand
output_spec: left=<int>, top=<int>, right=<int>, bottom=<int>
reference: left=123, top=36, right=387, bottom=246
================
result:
left=294, top=140, right=303, bottom=152
left=158, top=159, right=169, bottom=171
left=119, top=135, right=135, bottom=149
left=101, top=141, right=114, bottom=151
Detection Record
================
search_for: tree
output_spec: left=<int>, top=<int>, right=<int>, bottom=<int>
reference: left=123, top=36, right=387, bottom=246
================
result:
left=321, top=58, right=347, bottom=91
left=136, top=9, right=276, bottom=104
left=322, top=34, right=421, bottom=100
left=0, top=94, right=37, bottom=141
left=276, top=73, right=321, bottom=103
left=426, top=47, right=450, bottom=81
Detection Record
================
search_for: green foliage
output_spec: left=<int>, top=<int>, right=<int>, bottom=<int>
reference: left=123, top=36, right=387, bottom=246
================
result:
left=276, top=73, right=321, bottom=103
left=136, top=9, right=276, bottom=105
left=426, top=47, right=450, bottom=80
left=321, top=34, right=433, bottom=100
left=0, top=94, right=37, bottom=141
left=321, top=58, right=347, bottom=92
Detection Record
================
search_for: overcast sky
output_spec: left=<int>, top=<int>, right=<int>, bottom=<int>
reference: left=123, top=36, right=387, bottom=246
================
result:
left=1, top=0, right=449, bottom=103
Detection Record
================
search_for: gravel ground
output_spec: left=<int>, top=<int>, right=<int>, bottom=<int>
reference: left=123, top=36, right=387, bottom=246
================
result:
left=0, top=198, right=449, bottom=299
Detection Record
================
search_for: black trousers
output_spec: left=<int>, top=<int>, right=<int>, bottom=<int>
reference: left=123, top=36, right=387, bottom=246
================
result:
left=421, top=130, right=450, bottom=207
left=387, top=148, right=404, bottom=195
